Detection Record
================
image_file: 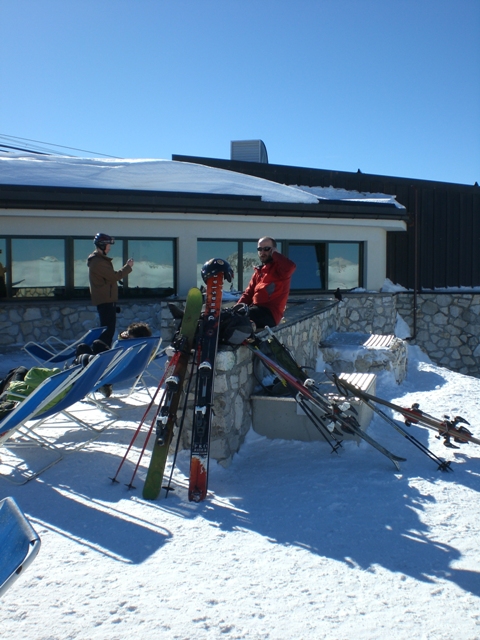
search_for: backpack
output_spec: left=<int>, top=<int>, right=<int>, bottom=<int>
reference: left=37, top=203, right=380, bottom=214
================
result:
left=219, top=307, right=254, bottom=346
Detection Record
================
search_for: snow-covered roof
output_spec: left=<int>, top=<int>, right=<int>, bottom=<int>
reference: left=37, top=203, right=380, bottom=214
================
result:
left=297, top=185, right=404, bottom=209
left=0, top=153, right=404, bottom=209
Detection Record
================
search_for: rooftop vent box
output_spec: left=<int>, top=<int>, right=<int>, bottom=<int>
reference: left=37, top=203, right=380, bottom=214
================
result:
left=230, top=140, right=268, bottom=164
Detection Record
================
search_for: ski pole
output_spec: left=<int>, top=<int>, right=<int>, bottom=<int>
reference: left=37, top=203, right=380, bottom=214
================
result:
left=164, top=345, right=198, bottom=497
left=110, top=350, right=180, bottom=484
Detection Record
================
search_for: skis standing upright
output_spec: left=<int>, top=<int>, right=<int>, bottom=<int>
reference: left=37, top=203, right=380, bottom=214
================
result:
left=142, top=287, right=203, bottom=500
left=188, top=258, right=233, bottom=502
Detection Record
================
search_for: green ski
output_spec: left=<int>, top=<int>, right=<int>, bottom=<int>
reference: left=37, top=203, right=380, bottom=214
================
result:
left=142, top=287, right=203, bottom=500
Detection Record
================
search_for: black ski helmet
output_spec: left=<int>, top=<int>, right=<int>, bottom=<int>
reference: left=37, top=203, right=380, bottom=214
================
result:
left=93, top=233, right=115, bottom=251
left=201, top=258, right=234, bottom=284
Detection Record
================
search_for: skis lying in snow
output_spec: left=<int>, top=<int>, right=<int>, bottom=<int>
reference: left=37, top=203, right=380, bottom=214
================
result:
left=328, top=375, right=451, bottom=471
left=331, top=374, right=479, bottom=450
left=248, top=342, right=406, bottom=471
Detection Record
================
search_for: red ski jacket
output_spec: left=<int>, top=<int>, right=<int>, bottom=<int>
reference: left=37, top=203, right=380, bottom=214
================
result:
left=238, top=252, right=296, bottom=325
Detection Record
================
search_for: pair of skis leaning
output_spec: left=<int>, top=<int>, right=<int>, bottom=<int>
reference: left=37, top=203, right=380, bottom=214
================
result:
left=113, top=258, right=233, bottom=502
left=146, top=259, right=231, bottom=501
left=141, top=286, right=203, bottom=500
left=251, top=330, right=477, bottom=472
left=249, top=335, right=406, bottom=471
left=188, top=259, right=232, bottom=502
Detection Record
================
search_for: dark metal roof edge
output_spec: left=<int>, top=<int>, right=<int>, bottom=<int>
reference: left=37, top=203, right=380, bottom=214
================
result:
left=0, top=183, right=408, bottom=220
left=172, top=154, right=480, bottom=191
left=0, top=183, right=261, bottom=202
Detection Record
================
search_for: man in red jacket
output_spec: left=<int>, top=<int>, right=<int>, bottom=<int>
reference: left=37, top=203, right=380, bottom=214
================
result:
left=237, top=237, right=296, bottom=330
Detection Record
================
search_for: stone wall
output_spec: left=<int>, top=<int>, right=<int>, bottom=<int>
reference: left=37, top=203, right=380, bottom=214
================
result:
left=0, top=299, right=176, bottom=349
left=3, top=291, right=479, bottom=466
left=337, top=293, right=397, bottom=334
left=180, top=304, right=339, bottom=467
left=395, top=293, right=480, bottom=377
left=330, top=291, right=480, bottom=378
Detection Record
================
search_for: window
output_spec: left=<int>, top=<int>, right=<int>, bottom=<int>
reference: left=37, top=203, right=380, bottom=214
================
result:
left=328, top=243, right=361, bottom=290
left=127, top=239, right=175, bottom=293
left=197, top=240, right=239, bottom=291
left=11, top=238, right=65, bottom=298
left=0, top=237, right=175, bottom=300
left=288, top=241, right=362, bottom=292
left=196, top=239, right=362, bottom=293
left=197, top=240, right=285, bottom=292
left=289, top=243, right=325, bottom=290
left=0, top=237, right=6, bottom=299
left=242, top=241, right=259, bottom=290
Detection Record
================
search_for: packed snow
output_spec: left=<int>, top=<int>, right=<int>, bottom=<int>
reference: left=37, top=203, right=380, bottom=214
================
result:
left=0, top=154, right=404, bottom=209
left=1, top=334, right=480, bottom=639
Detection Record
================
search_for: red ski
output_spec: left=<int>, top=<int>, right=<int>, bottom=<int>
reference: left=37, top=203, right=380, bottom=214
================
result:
left=188, top=258, right=233, bottom=502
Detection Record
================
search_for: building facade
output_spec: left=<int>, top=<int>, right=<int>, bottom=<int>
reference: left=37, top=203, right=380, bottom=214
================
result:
left=0, top=156, right=407, bottom=303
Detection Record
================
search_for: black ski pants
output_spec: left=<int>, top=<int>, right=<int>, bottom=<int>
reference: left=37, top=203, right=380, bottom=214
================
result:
left=248, top=305, right=276, bottom=330
left=97, top=302, right=117, bottom=347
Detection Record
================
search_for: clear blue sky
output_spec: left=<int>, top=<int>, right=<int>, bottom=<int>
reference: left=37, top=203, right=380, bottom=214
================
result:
left=1, top=0, right=479, bottom=185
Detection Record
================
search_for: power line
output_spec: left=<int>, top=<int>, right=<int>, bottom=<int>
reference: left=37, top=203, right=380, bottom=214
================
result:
left=0, top=134, right=122, bottom=158
left=0, top=143, right=48, bottom=155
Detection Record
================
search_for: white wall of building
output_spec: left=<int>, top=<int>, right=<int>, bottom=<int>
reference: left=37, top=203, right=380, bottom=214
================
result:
left=0, top=208, right=405, bottom=294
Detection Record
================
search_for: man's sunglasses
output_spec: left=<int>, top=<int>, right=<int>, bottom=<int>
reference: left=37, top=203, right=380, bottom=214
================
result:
left=257, top=246, right=272, bottom=252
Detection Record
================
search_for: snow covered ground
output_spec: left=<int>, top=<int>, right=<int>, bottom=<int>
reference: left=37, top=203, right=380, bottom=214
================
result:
left=1, top=341, right=480, bottom=639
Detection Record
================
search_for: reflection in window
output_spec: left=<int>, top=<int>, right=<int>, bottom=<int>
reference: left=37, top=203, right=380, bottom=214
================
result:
left=128, top=240, right=174, bottom=290
left=197, top=240, right=239, bottom=291
left=287, top=242, right=361, bottom=291
left=12, top=238, right=65, bottom=296
left=74, top=239, right=94, bottom=287
left=328, top=243, right=360, bottom=290
left=0, top=237, right=6, bottom=298
left=74, top=239, right=124, bottom=288
left=242, top=241, right=259, bottom=289
left=289, top=244, right=325, bottom=290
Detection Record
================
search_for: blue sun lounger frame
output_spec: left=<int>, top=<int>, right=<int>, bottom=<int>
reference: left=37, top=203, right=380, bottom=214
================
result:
left=23, top=326, right=107, bottom=366
left=0, top=497, right=41, bottom=597
left=0, top=347, right=125, bottom=483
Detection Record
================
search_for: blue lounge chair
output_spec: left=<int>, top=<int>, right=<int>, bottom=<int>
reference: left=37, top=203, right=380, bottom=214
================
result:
left=0, top=497, right=41, bottom=597
left=23, top=326, right=107, bottom=366
left=0, top=366, right=83, bottom=447
left=100, top=336, right=163, bottom=397
left=0, top=348, right=125, bottom=483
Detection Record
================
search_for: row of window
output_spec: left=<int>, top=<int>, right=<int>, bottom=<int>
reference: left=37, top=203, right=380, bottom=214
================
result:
left=0, top=237, right=362, bottom=299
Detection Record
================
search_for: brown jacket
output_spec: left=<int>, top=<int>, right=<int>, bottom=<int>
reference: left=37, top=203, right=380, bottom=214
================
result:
left=87, top=251, right=132, bottom=306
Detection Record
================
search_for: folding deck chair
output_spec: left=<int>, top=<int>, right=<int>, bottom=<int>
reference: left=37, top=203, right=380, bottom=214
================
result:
left=101, top=336, right=163, bottom=397
left=0, top=366, right=83, bottom=448
left=23, top=326, right=107, bottom=366
left=0, top=348, right=125, bottom=483
left=0, top=497, right=41, bottom=597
